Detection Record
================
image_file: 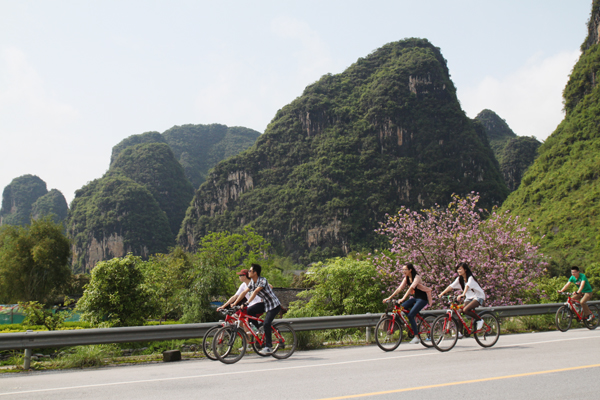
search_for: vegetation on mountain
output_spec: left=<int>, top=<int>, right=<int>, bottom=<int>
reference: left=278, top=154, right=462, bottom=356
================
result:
left=475, top=109, right=541, bottom=191
left=0, top=175, right=48, bottom=226
left=180, top=38, right=508, bottom=264
left=0, top=217, right=71, bottom=304
left=502, top=0, right=600, bottom=275
left=108, top=143, right=195, bottom=237
left=112, top=124, right=260, bottom=188
left=67, top=175, right=173, bottom=273
left=31, top=189, right=68, bottom=224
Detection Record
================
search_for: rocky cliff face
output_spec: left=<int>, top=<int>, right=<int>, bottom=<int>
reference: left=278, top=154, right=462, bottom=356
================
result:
left=180, top=38, right=508, bottom=263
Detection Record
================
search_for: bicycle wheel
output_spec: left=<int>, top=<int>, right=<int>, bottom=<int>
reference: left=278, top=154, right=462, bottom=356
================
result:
left=431, top=315, right=458, bottom=352
left=212, top=326, right=247, bottom=364
left=271, top=322, right=298, bottom=359
left=474, top=313, right=500, bottom=348
left=202, top=325, right=221, bottom=361
left=375, top=316, right=403, bottom=351
left=555, top=305, right=572, bottom=332
left=583, top=304, right=599, bottom=330
left=417, top=315, right=435, bottom=348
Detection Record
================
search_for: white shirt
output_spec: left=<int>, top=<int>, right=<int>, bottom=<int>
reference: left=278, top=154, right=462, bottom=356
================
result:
left=450, top=276, right=486, bottom=300
left=235, top=282, right=262, bottom=306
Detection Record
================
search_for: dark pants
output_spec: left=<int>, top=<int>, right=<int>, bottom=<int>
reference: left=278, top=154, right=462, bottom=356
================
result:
left=264, top=305, right=281, bottom=348
left=247, top=302, right=265, bottom=329
left=402, top=298, right=428, bottom=335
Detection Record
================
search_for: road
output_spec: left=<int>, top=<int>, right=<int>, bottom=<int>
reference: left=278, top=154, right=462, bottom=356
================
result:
left=1, top=328, right=599, bottom=399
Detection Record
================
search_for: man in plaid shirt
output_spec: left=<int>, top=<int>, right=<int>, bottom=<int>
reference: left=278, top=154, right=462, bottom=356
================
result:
left=233, top=263, right=281, bottom=355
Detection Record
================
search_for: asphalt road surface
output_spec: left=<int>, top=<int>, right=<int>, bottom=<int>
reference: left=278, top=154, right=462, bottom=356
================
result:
left=1, top=328, right=599, bottom=400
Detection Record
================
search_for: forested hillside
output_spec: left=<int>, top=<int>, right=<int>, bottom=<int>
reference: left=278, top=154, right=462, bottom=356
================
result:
left=180, top=38, right=509, bottom=263
left=502, top=0, right=600, bottom=273
left=475, top=109, right=541, bottom=191
left=111, top=124, right=260, bottom=188
left=0, top=175, right=67, bottom=226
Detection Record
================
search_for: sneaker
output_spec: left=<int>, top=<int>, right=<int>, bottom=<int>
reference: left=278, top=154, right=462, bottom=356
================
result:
left=476, top=320, right=484, bottom=331
left=586, top=314, right=594, bottom=322
left=258, top=347, right=273, bottom=355
left=409, top=337, right=420, bottom=344
left=458, top=332, right=464, bottom=339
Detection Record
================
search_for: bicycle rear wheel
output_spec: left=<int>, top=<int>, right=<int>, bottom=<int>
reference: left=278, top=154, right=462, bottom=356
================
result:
left=431, top=315, right=458, bottom=352
left=474, top=313, right=500, bottom=348
left=202, top=325, right=221, bottom=361
left=271, top=322, right=297, bottom=359
left=417, top=315, right=435, bottom=348
left=375, top=316, right=403, bottom=351
left=555, top=305, right=572, bottom=332
left=584, top=304, right=599, bottom=330
left=212, top=326, right=247, bottom=364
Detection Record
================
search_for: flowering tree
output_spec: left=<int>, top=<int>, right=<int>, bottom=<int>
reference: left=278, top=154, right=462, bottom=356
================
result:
left=371, top=193, right=546, bottom=306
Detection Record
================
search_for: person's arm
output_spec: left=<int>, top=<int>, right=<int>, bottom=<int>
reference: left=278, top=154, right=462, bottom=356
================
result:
left=217, top=294, right=238, bottom=311
left=457, top=284, right=469, bottom=301
left=232, top=287, right=250, bottom=306
left=383, top=278, right=407, bottom=303
left=577, top=280, right=586, bottom=294
left=245, top=286, right=263, bottom=304
left=558, top=281, right=571, bottom=293
left=439, top=285, right=454, bottom=297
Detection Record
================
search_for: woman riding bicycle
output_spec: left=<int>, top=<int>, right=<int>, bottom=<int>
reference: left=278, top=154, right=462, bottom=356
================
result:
left=439, top=262, right=486, bottom=332
left=217, top=268, right=265, bottom=331
left=383, top=263, right=433, bottom=344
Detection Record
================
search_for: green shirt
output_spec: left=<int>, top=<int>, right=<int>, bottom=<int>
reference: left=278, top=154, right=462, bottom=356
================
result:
left=569, top=273, right=593, bottom=293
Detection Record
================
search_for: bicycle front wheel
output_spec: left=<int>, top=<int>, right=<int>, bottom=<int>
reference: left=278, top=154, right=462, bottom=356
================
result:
left=474, top=313, right=500, bottom=348
left=202, top=325, right=221, bottom=361
left=271, top=322, right=297, bottom=359
left=417, top=315, right=435, bottom=348
left=555, top=305, right=572, bottom=332
left=584, top=304, right=599, bottom=330
left=375, top=316, right=403, bottom=351
left=212, top=326, right=247, bottom=364
left=431, top=315, right=458, bottom=352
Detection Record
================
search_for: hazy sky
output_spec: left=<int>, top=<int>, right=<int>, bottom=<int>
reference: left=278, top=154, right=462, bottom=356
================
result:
left=0, top=1, right=592, bottom=204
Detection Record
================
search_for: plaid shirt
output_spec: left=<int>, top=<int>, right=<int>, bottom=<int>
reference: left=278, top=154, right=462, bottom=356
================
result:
left=248, top=276, right=280, bottom=311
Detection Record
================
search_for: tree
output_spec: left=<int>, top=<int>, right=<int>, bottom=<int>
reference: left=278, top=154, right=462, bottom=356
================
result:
left=76, top=254, right=153, bottom=327
left=286, top=256, right=387, bottom=317
left=0, top=217, right=71, bottom=304
left=371, top=193, right=546, bottom=306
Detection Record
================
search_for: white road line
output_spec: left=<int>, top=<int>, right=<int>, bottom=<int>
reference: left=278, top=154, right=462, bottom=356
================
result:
left=1, top=333, right=598, bottom=397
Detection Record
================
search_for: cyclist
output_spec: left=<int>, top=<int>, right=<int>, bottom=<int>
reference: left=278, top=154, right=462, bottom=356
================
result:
left=383, top=263, right=432, bottom=344
left=439, top=262, right=486, bottom=332
left=558, top=266, right=593, bottom=321
left=233, top=263, right=281, bottom=355
left=217, top=268, right=265, bottom=332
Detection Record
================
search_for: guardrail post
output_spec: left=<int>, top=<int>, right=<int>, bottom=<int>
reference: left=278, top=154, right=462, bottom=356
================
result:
left=23, top=348, right=32, bottom=370
left=366, top=327, right=371, bottom=343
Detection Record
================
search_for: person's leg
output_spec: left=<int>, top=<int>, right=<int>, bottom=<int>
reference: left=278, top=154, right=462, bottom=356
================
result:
left=463, top=299, right=481, bottom=321
left=263, top=305, right=281, bottom=349
left=406, top=299, right=427, bottom=335
left=580, top=293, right=592, bottom=317
left=246, top=302, right=265, bottom=329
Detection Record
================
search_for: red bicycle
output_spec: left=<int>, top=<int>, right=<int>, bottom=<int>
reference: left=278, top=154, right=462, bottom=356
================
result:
left=212, top=306, right=297, bottom=364
left=431, top=295, right=500, bottom=352
left=202, top=308, right=251, bottom=360
left=374, top=300, right=435, bottom=351
left=555, top=292, right=599, bottom=331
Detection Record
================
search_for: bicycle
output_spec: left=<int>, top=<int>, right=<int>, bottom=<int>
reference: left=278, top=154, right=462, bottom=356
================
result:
left=555, top=292, right=599, bottom=332
left=431, top=295, right=500, bottom=352
left=374, top=300, right=435, bottom=351
left=202, top=308, right=252, bottom=360
left=212, top=306, right=297, bottom=364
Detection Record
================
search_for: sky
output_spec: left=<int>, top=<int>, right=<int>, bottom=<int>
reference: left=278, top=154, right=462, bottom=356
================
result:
left=0, top=1, right=592, bottom=204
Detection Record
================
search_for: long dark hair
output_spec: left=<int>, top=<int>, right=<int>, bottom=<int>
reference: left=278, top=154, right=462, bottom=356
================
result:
left=455, top=262, right=477, bottom=290
left=405, top=263, right=418, bottom=283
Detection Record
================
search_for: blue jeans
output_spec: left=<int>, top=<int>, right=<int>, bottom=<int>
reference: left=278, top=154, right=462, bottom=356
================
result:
left=264, top=305, right=280, bottom=348
left=402, top=298, right=428, bottom=335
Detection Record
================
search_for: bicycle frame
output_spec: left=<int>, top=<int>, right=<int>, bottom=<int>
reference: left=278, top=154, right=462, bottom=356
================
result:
left=562, top=293, right=586, bottom=321
left=442, top=298, right=485, bottom=335
left=386, top=303, right=429, bottom=336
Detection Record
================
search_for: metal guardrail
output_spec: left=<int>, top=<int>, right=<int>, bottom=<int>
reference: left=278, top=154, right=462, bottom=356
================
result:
left=1, top=301, right=598, bottom=353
